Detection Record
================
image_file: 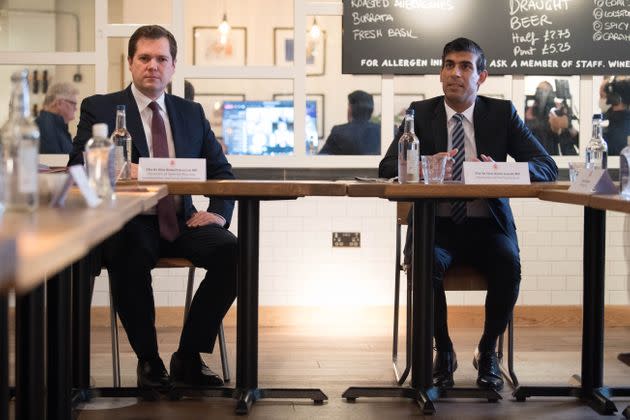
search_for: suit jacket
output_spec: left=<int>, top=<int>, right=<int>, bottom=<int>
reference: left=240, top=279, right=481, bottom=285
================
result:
left=69, top=85, right=235, bottom=225
left=319, top=120, right=381, bottom=155
left=379, top=95, right=558, bottom=245
left=36, top=110, right=73, bottom=154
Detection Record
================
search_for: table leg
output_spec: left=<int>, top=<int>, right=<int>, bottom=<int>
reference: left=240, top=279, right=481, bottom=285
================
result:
left=514, top=207, right=625, bottom=415
left=15, top=284, right=45, bottom=420
left=235, top=199, right=327, bottom=414
left=343, top=200, right=500, bottom=412
left=0, top=294, right=7, bottom=420
left=47, top=267, right=73, bottom=419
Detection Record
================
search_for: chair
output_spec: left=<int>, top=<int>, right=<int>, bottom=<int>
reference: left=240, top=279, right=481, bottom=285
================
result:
left=392, top=202, right=518, bottom=387
left=108, top=257, right=231, bottom=387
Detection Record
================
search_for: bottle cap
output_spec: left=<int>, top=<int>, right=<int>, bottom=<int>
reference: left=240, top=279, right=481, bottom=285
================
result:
left=92, top=123, right=108, bottom=138
left=116, top=104, right=126, bottom=112
left=593, top=113, right=602, bottom=120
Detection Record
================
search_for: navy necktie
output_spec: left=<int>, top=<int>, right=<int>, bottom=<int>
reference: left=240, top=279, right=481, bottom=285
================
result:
left=148, top=101, right=179, bottom=241
left=451, top=113, right=467, bottom=224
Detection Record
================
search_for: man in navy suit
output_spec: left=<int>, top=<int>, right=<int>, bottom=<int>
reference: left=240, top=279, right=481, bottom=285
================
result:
left=70, top=25, right=236, bottom=399
left=379, top=38, right=557, bottom=391
left=318, top=90, right=380, bottom=155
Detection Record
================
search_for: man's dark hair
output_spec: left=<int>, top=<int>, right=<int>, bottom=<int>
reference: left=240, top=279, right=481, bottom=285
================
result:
left=348, top=90, right=374, bottom=121
left=442, top=37, right=486, bottom=73
left=606, top=78, right=630, bottom=106
left=166, top=80, right=195, bottom=101
left=128, top=25, right=177, bottom=61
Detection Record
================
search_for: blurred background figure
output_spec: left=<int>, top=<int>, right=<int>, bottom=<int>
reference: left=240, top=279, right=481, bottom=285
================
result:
left=525, top=80, right=578, bottom=156
left=35, top=82, right=79, bottom=154
left=319, top=90, right=380, bottom=155
left=600, top=76, right=630, bottom=155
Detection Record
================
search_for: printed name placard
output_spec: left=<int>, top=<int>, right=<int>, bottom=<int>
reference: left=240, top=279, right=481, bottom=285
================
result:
left=463, top=162, right=530, bottom=185
left=138, top=158, right=206, bottom=182
left=568, top=169, right=617, bottom=194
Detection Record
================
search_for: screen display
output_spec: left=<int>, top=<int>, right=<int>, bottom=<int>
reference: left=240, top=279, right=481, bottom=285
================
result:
left=222, top=100, right=318, bottom=155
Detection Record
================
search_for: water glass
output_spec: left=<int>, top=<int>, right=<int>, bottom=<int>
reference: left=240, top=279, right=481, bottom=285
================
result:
left=568, top=161, right=594, bottom=182
left=421, top=155, right=449, bottom=184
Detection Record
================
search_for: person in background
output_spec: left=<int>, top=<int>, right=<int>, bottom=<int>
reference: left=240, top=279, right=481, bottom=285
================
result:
left=69, top=25, right=237, bottom=400
left=524, top=81, right=578, bottom=156
left=601, top=77, right=630, bottom=155
left=379, top=37, right=557, bottom=392
left=318, top=90, right=380, bottom=155
left=35, top=82, right=79, bottom=154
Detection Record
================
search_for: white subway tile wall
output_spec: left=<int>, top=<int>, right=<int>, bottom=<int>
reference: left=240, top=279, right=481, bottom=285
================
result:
left=91, top=196, right=630, bottom=307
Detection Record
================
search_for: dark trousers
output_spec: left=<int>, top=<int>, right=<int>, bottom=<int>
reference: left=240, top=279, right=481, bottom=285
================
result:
left=103, top=215, right=237, bottom=361
left=405, top=216, right=521, bottom=352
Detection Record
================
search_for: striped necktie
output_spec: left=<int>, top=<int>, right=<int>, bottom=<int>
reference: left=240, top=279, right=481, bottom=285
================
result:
left=451, top=113, right=467, bottom=224
left=148, top=101, right=179, bottom=241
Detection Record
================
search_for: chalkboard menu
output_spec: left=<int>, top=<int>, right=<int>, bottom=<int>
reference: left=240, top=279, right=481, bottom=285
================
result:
left=343, top=0, right=630, bottom=75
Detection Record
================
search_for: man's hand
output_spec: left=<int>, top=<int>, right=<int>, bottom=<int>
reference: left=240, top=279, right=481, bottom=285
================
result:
left=186, top=211, right=226, bottom=228
left=440, top=149, right=458, bottom=180
left=130, top=163, right=139, bottom=179
left=548, top=112, right=569, bottom=134
left=474, top=154, right=495, bottom=162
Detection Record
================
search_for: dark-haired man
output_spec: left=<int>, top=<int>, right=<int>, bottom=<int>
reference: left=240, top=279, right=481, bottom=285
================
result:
left=70, top=25, right=237, bottom=399
left=319, top=90, right=380, bottom=155
left=379, top=37, right=557, bottom=391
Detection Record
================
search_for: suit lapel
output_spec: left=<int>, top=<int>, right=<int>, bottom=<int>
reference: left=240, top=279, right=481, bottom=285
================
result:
left=473, top=97, right=490, bottom=155
left=123, top=86, right=150, bottom=158
left=165, top=94, right=184, bottom=157
left=431, top=97, right=448, bottom=153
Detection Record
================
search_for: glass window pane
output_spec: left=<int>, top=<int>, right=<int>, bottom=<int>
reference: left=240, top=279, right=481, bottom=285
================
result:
left=524, top=76, right=580, bottom=156
left=0, top=0, right=95, bottom=52
left=0, top=65, right=95, bottom=138
left=108, top=0, right=171, bottom=24
left=186, top=0, right=293, bottom=66
left=597, top=75, right=630, bottom=156
left=186, top=78, right=294, bottom=156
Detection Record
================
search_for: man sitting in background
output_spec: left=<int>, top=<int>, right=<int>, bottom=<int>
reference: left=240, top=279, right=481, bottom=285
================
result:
left=35, top=82, right=79, bottom=154
left=318, top=90, right=380, bottom=155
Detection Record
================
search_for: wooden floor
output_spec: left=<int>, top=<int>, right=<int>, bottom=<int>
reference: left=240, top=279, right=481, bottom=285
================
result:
left=9, top=323, right=630, bottom=419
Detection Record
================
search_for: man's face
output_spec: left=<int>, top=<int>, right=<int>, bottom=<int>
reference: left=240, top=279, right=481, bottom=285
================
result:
left=128, top=37, right=175, bottom=100
left=439, top=50, right=487, bottom=111
left=55, top=95, right=78, bottom=123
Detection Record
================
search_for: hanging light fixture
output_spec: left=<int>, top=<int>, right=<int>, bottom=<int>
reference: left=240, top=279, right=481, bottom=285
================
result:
left=309, top=17, right=321, bottom=40
left=217, top=0, right=231, bottom=46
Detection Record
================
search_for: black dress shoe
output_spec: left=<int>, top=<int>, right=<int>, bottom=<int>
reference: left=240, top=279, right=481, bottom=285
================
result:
left=137, top=358, right=171, bottom=400
left=473, top=350, right=504, bottom=391
left=170, top=352, right=224, bottom=387
left=432, top=351, right=457, bottom=388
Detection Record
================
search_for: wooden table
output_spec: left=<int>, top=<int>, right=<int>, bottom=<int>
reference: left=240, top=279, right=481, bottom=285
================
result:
left=513, top=189, right=630, bottom=415
left=0, top=186, right=166, bottom=420
left=342, top=181, right=567, bottom=414
left=142, top=180, right=346, bottom=414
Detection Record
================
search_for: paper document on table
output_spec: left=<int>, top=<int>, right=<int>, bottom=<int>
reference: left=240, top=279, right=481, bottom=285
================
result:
left=463, top=162, right=529, bottom=184
left=568, top=169, right=617, bottom=194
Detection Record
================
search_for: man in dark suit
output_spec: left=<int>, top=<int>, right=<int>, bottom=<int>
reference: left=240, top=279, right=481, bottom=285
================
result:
left=379, top=38, right=557, bottom=391
left=318, top=90, right=380, bottom=155
left=69, top=25, right=236, bottom=399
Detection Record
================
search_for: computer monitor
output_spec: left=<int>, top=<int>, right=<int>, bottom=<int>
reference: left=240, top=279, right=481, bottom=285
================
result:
left=222, top=100, right=318, bottom=155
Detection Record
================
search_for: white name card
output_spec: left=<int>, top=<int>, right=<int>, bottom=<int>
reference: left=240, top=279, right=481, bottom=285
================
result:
left=463, top=162, right=530, bottom=185
left=50, top=165, right=102, bottom=208
left=568, top=169, right=617, bottom=194
left=138, top=158, right=206, bottom=182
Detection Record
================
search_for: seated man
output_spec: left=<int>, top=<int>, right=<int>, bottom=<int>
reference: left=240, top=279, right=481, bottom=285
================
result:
left=69, top=25, right=237, bottom=400
left=601, top=77, right=630, bottom=155
left=35, top=82, right=79, bottom=154
left=318, top=90, right=380, bottom=155
left=379, top=37, right=557, bottom=391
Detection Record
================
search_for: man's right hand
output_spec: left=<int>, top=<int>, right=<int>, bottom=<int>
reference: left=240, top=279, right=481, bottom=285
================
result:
left=130, top=163, right=139, bottom=179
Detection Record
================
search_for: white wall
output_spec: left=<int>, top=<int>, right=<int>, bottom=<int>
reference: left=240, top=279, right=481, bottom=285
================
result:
left=90, top=196, right=630, bottom=307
